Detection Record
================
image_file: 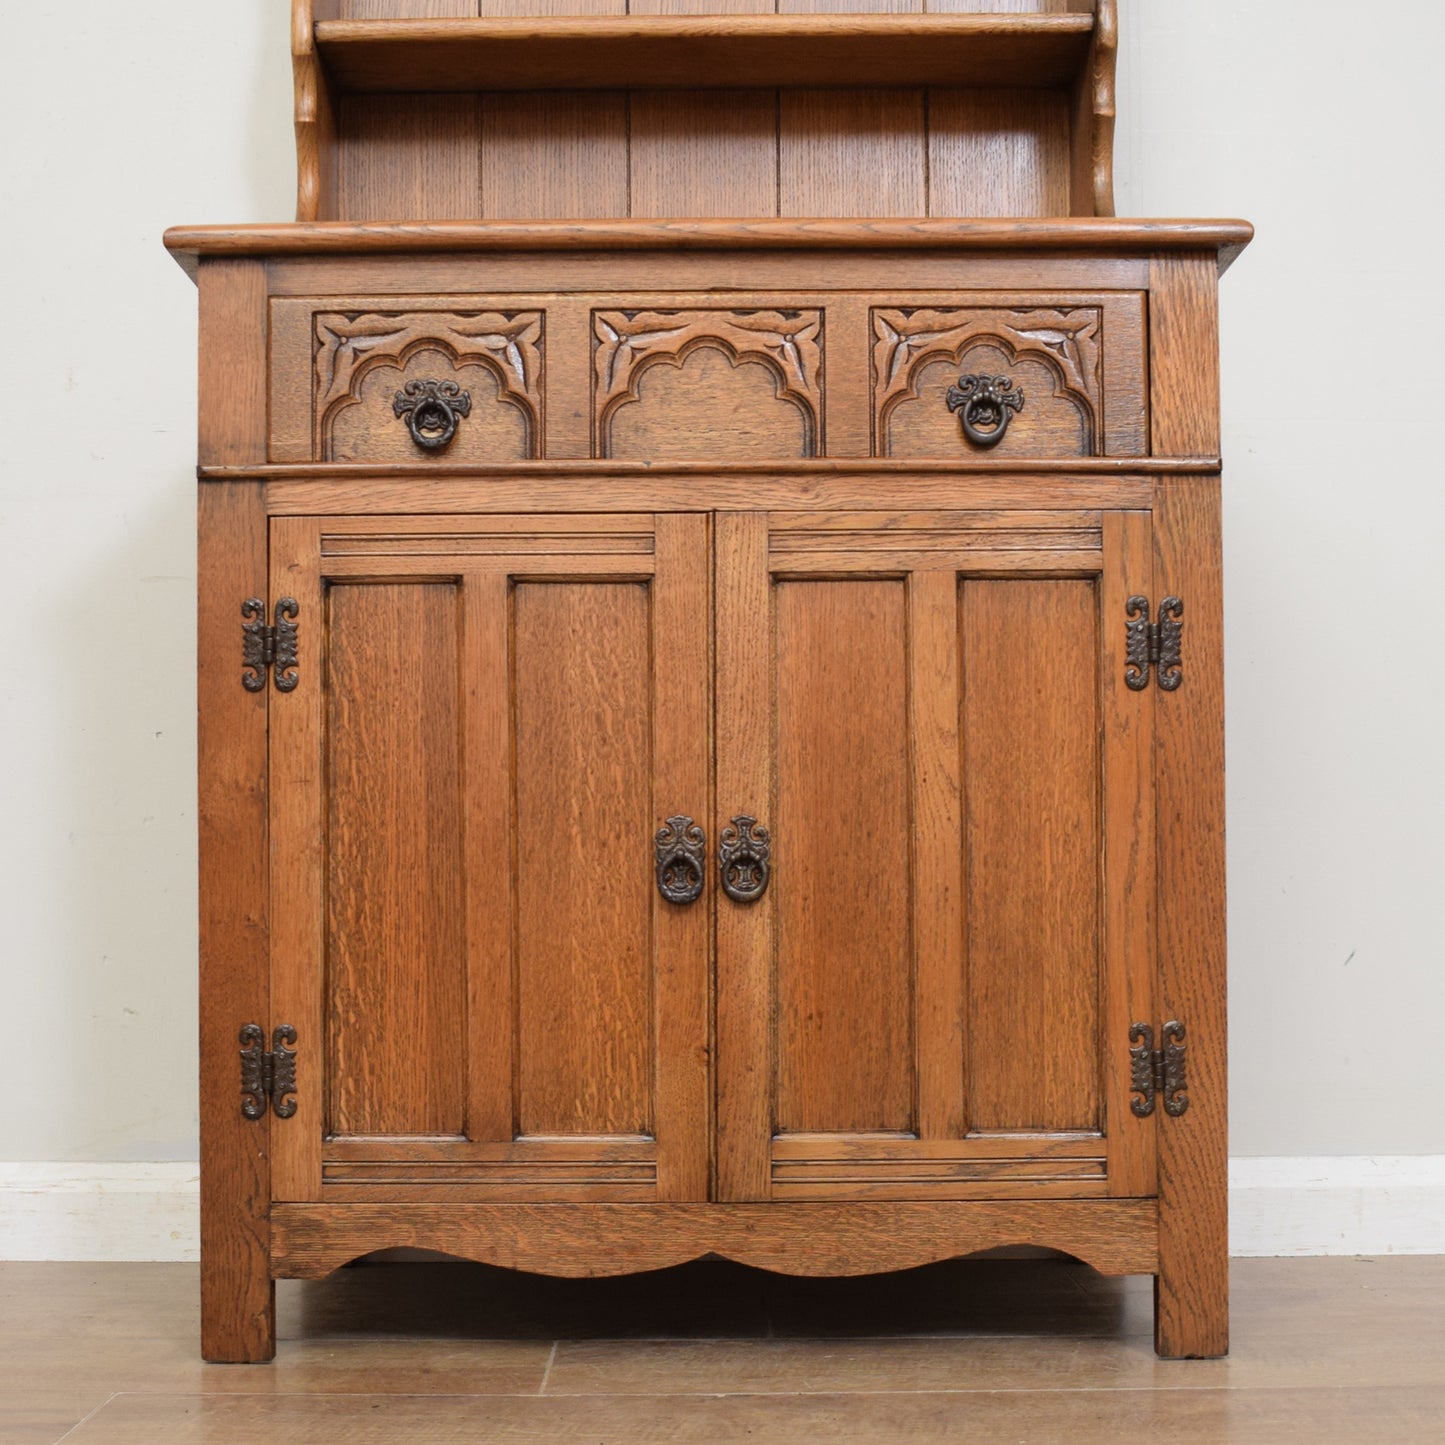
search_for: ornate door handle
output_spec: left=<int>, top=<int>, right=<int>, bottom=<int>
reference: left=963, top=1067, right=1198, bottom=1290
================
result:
left=655, top=815, right=705, bottom=904
left=720, top=815, right=771, bottom=902
left=393, top=379, right=472, bottom=450
left=946, top=372, right=1024, bottom=448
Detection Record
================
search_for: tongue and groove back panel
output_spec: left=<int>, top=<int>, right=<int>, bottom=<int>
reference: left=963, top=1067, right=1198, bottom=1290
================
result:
left=299, top=1, right=1115, bottom=220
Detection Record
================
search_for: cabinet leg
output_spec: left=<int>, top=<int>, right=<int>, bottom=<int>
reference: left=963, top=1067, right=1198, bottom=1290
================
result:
left=1153, top=1262, right=1229, bottom=1360
left=201, top=1251, right=275, bottom=1363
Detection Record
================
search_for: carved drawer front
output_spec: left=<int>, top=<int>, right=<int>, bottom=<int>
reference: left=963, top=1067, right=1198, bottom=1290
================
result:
left=595, top=308, right=823, bottom=461
left=872, top=296, right=1146, bottom=459
left=271, top=305, right=545, bottom=462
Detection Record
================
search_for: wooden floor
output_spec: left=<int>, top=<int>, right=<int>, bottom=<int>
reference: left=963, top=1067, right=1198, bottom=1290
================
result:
left=2, top=1255, right=1442, bottom=1442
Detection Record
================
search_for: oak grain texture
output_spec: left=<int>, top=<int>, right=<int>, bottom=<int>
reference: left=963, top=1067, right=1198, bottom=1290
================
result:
left=164, top=220, right=1254, bottom=278
left=196, top=259, right=272, bottom=1363
left=313, top=15, right=1096, bottom=94
left=927, top=88, right=1070, bottom=216
left=480, top=92, right=629, bottom=218
left=909, top=569, right=965, bottom=1142
left=649, top=514, right=712, bottom=1200
left=1146, top=250, right=1226, bottom=1357
left=1152, top=476, right=1228, bottom=1358
left=629, top=90, right=779, bottom=218
left=601, top=326, right=819, bottom=461
left=714, top=513, right=773, bottom=1200
left=1100, top=511, right=1157, bottom=1199
left=513, top=581, right=653, bottom=1137
left=324, top=584, right=467, bottom=1136
left=266, top=520, right=327, bottom=1205
left=336, top=94, right=482, bottom=219
left=292, top=0, right=339, bottom=221
left=775, top=580, right=913, bottom=1135
left=779, top=90, right=925, bottom=216
left=962, top=577, right=1100, bottom=1133
left=270, top=1199, right=1160, bottom=1277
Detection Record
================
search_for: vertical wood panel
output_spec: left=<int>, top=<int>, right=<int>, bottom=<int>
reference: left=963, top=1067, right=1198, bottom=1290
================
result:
left=927, top=89, right=1070, bottom=217
left=197, top=259, right=271, bottom=1361
left=543, top=295, right=594, bottom=460
left=1101, top=512, right=1156, bottom=1197
left=963, top=578, right=1099, bottom=1132
left=910, top=571, right=965, bottom=1141
left=514, top=583, right=652, bottom=1135
left=927, top=0, right=1071, bottom=10
left=1153, top=475, right=1229, bottom=1358
left=714, top=513, right=773, bottom=1199
left=632, top=0, right=773, bottom=10
left=198, top=262, right=267, bottom=469
left=337, top=95, right=482, bottom=220
left=337, top=0, right=477, bottom=14
left=779, top=91, right=926, bottom=217
left=1149, top=254, right=1220, bottom=457
left=464, top=572, right=515, bottom=1143
left=782, top=0, right=920, bottom=10
left=479, top=0, right=623, bottom=12
left=481, top=93, right=629, bottom=218
left=325, top=584, right=467, bottom=1136
left=824, top=294, right=870, bottom=457
left=197, top=481, right=272, bottom=1362
left=630, top=92, right=778, bottom=218
left=651, top=516, right=712, bottom=1199
left=775, top=580, right=913, bottom=1134
left=269, top=520, right=326, bottom=1206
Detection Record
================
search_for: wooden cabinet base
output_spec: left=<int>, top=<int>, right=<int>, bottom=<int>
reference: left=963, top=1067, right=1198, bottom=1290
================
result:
left=269, top=1200, right=1161, bottom=1281
left=178, top=224, right=1244, bottom=1368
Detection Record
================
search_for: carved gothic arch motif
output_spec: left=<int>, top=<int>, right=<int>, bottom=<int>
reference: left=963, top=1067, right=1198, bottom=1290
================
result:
left=314, top=310, right=544, bottom=459
left=593, top=309, right=824, bottom=458
left=872, top=307, right=1103, bottom=455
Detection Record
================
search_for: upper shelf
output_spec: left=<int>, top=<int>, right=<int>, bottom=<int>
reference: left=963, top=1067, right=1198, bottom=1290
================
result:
left=313, top=13, right=1095, bottom=93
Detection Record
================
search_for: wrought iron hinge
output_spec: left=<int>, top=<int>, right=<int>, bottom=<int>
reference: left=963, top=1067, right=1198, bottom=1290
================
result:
left=239, top=1025, right=298, bottom=1120
left=242, top=598, right=299, bottom=693
left=1129, top=1021, right=1189, bottom=1118
left=1125, top=596, right=1183, bottom=691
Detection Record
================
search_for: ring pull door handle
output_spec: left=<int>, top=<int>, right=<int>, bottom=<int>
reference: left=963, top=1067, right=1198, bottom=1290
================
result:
left=393, top=379, right=472, bottom=451
left=720, top=815, right=771, bottom=902
left=945, top=372, right=1024, bottom=449
left=655, top=816, right=705, bottom=904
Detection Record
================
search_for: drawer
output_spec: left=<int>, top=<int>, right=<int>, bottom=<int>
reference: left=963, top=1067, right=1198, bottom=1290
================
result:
left=871, top=295, right=1147, bottom=459
left=271, top=304, right=546, bottom=464
left=269, top=291, right=1145, bottom=463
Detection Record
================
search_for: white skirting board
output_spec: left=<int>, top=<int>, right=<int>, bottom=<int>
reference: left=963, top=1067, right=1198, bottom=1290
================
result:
left=1, top=1158, right=1443, bottom=1262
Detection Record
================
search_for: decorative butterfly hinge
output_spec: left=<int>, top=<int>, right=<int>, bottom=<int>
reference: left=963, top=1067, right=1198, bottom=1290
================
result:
left=241, top=598, right=299, bottom=693
left=239, top=1025, right=298, bottom=1120
left=1129, top=1021, right=1189, bottom=1118
left=1125, top=596, right=1183, bottom=691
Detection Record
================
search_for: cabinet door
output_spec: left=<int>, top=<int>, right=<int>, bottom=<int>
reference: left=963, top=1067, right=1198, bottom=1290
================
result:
left=268, top=512, right=709, bottom=1203
left=715, top=509, right=1157, bottom=1202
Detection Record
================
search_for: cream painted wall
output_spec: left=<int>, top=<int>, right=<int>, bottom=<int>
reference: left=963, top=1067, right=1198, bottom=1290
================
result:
left=0, top=0, right=1439, bottom=1165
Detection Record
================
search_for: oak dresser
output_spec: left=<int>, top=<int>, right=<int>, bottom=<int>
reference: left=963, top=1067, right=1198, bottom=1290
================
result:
left=166, top=0, right=1250, bottom=1361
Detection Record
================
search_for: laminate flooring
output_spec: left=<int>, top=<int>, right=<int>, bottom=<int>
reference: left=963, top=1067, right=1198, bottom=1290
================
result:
left=2, top=1255, right=1441, bottom=1443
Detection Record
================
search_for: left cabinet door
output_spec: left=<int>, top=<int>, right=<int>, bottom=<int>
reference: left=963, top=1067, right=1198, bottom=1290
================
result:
left=266, top=511, right=710, bottom=1204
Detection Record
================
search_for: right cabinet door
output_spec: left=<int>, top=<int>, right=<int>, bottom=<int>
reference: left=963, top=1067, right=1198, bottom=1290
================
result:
left=715, top=508, right=1160, bottom=1203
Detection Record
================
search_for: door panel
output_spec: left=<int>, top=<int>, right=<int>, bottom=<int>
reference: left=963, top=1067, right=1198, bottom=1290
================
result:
left=513, top=580, right=653, bottom=1137
left=962, top=577, right=1099, bottom=1134
left=326, top=581, right=466, bottom=1138
left=716, top=508, right=1157, bottom=1203
left=775, top=579, right=913, bottom=1135
left=269, top=513, right=709, bottom=1203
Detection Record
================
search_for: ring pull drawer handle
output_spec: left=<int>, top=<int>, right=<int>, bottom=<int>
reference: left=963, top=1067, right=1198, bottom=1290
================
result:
left=393, top=379, right=472, bottom=451
left=655, top=816, right=706, bottom=905
left=720, top=815, right=771, bottom=903
left=946, top=372, right=1024, bottom=449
